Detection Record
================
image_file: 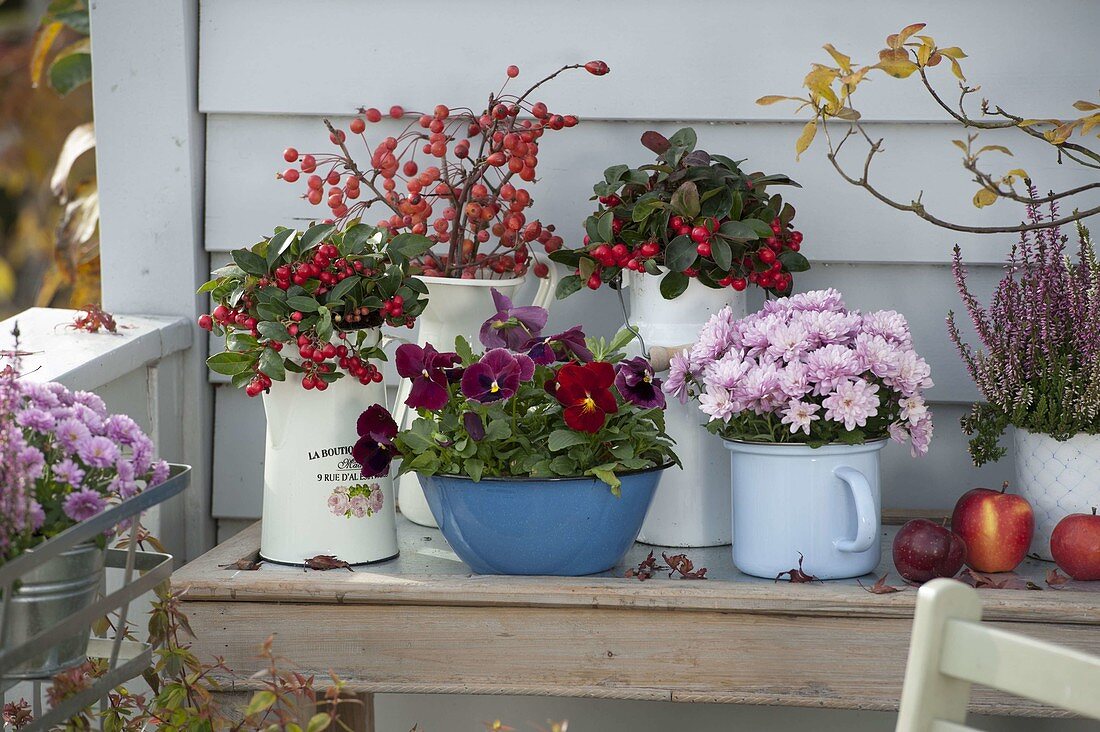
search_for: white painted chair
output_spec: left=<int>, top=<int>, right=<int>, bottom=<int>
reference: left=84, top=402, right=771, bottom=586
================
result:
left=896, top=578, right=1100, bottom=731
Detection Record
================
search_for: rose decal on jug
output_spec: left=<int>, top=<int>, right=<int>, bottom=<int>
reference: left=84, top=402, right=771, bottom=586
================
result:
left=327, top=483, right=384, bottom=519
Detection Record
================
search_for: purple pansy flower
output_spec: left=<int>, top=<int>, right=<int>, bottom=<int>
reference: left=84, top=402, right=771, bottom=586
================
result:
left=62, top=488, right=107, bottom=522
left=396, top=343, right=461, bottom=411
left=479, top=288, right=548, bottom=350
left=352, top=405, right=399, bottom=478
left=460, top=349, right=523, bottom=403
left=463, top=411, right=486, bottom=441
left=615, top=357, right=666, bottom=409
left=525, top=326, right=594, bottom=365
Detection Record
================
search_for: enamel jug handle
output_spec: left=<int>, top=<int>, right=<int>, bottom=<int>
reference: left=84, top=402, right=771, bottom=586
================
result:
left=833, top=465, right=878, bottom=553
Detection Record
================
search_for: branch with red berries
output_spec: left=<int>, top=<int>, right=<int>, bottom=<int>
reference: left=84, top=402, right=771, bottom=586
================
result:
left=550, top=127, right=808, bottom=300
left=275, top=62, right=611, bottom=281
left=199, top=223, right=431, bottom=396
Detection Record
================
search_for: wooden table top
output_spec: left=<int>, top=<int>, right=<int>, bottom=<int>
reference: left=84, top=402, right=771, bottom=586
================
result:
left=172, top=515, right=1100, bottom=717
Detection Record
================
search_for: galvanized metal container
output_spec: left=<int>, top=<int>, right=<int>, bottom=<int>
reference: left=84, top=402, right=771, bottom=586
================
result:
left=1, top=542, right=105, bottom=678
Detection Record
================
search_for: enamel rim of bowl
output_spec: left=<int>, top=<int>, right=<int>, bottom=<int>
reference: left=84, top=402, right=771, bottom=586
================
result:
left=419, top=460, right=675, bottom=483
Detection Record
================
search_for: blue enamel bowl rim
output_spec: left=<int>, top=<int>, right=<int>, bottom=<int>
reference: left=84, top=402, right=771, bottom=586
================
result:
left=416, top=460, right=675, bottom=483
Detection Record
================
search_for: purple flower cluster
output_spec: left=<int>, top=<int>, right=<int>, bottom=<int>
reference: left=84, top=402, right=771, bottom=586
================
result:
left=1, top=374, right=169, bottom=559
left=949, top=193, right=1100, bottom=438
left=667, top=289, right=934, bottom=455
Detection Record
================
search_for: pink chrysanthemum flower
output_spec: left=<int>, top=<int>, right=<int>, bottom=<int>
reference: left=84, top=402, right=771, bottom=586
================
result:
left=822, top=379, right=881, bottom=431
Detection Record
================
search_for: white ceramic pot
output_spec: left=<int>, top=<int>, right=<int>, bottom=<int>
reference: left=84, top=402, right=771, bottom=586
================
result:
left=724, top=440, right=884, bottom=579
left=629, top=270, right=745, bottom=547
left=1014, top=428, right=1100, bottom=560
left=260, top=327, right=399, bottom=565
left=395, top=270, right=558, bottom=526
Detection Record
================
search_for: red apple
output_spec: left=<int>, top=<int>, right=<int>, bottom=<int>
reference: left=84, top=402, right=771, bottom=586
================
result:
left=951, top=484, right=1034, bottom=573
left=892, top=519, right=967, bottom=583
left=1051, top=508, right=1100, bottom=580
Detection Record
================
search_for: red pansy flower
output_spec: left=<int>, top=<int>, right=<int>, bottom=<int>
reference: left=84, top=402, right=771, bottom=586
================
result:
left=551, top=361, right=619, bottom=433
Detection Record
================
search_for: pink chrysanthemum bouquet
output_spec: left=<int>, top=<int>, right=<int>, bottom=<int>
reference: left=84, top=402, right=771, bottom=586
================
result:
left=666, top=289, right=934, bottom=456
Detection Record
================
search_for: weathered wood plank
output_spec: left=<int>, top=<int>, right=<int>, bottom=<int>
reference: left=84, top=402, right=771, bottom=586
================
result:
left=173, top=521, right=1100, bottom=625
left=183, top=601, right=1095, bottom=718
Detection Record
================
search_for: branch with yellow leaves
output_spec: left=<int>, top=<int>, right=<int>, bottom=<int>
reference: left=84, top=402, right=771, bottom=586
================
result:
left=758, top=22, right=1100, bottom=235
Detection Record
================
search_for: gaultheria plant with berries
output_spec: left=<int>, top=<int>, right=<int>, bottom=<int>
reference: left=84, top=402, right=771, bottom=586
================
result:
left=199, top=222, right=431, bottom=396
left=277, top=62, right=610, bottom=281
left=551, top=128, right=808, bottom=299
left=950, top=197, right=1100, bottom=465
left=379, top=289, right=678, bottom=493
left=666, top=290, right=934, bottom=456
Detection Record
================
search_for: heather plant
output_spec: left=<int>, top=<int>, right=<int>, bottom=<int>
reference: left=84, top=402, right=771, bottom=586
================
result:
left=667, top=290, right=934, bottom=456
left=949, top=195, right=1100, bottom=465
left=0, top=333, right=170, bottom=561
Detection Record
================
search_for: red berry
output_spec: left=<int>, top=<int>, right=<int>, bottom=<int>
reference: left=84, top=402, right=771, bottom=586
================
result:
left=696, top=242, right=711, bottom=257
left=349, top=118, right=366, bottom=134
left=506, top=65, right=520, bottom=78
left=281, top=168, right=300, bottom=183
left=587, top=273, right=602, bottom=290
left=212, top=305, right=229, bottom=322
left=731, top=277, right=747, bottom=291
left=364, top=108, right=382, bottom=123
left=300, top=154, right=317, bottom=173
left=433, top=104, right=449, bottom=119
left=758, top=247, right=777, bottom=265
left=584, top=60, right=610, bottom=76
left=197, top=314, right=213, bottom=330
left=690, top=226, right=710, bottom=244
left=283, top=147, right=298, bottom=163
left=791, top=231, right=803, bottom=245
left=389, top=105, right=404, bottom=119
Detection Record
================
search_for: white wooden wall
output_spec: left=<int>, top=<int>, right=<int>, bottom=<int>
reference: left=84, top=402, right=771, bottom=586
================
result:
left=201, top=0, right=1100, bottom=526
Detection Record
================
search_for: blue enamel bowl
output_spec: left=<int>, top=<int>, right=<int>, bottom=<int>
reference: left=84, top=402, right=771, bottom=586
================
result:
left=417, top=464, right=669, bottom=576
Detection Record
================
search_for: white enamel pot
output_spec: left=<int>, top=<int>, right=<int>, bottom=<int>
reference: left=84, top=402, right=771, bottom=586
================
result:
left=393, top=270, right=558, bottom=527
left=724, top=439, right=884, bottom=579
left=629, top=269, right=745, bottom=547
left=260, top=327, right=399, bottom=565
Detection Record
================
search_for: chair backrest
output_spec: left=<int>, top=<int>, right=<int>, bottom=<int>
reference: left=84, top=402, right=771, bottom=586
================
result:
left=896, top=578, right=1100, bottom=731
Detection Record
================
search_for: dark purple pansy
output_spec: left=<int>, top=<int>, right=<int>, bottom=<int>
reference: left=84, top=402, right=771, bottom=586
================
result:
left=460, top=348, right=522, bottom=403
left=525, top=326, right=593, bottom=364
left=614, top=356, right=666, bottom=409
left=479, top=288, right=548, bottom=350
left=463, top=411, right=486, bottom=441
left=395, top=343, right=461, bottom=411
left=352, top=404, right=399, bottom=478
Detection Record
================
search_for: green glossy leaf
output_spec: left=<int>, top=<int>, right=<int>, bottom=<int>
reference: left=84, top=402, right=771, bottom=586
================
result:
left=590, top=466, right=622, bottom=495
left=778, top=250, right=811, bottom=272
left=298, top=223, right=336, bottom=253
left=663, top=235, right=697, bottom=272
left=258, top=347, right=286, bottom=381
left=232, top=249, right=268, bottom=277
left=265, top=228, right=297, bottom=266
left=454, top=335, right=476, bottom=365
left=245, top=691, right=277, bottom=717
left=316, top=306, right=333, bottom=342
left=668, top=127, right=698, bottom=152
left=465, top=458, right=485, bottom=482
left=286, top=295, right=319, bottom=312
left=556, top=274, right=582, bottom=300
left=206, top=351, right=254, bottom=376
left=670, top=181, right=700, bottom=219
left=718, top=220, right=759, bottom=240
left=548, top=429, right=588, bottom=452
left=603, top=164, right=629, bottom=184
left=388, top=232, right=434, bottom=259
left=256, top=321, right=291, bottom=342
left=342, top=223, right=379, bottom=253
left=48, top=51, right=91, bottom=96
left=710, top=238, right=733, bottom=270
left=325, top=275, right=359, bottom=303
left=596, top=211, right=614, bottom=243
left=660, top=270, right=689, bottom=299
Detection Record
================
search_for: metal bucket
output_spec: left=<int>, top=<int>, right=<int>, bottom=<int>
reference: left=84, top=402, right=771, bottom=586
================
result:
left=1, top=542, right=105, bottom=679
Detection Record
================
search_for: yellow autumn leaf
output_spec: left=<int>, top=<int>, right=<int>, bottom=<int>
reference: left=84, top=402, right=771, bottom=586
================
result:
left=1081, top=115, right=1100, bottom=135
left=756, top=95, right=806, bottom=106
left=795, top=119, right=817, bottom=161
left=938, top=46, right=967, bottom=60
left=31, top=21, right=63, bottom=88
left=916, top=41, right=934, bottom=66
left=951, top=139, right=969, bottom=153
left=1073, top=100, right=1100, bottom=112
left=822, top=43, right=851, bottom=73
left=972, top=187, right=998, bottom=208
left=977, top=144, right=1013, bottom=156
left=946, top=56, right=965, bottom=80
left=887, top=22, right=927, bottom=49
left=877, top=57, right=919, bottom=79
left=1045, top=121, right=1077, bottom=144
left=925, top=51, right=943, bottom=67
left=1006, top=168, right=1029, bottom=179
left=832, top=107, right=861, bottom=121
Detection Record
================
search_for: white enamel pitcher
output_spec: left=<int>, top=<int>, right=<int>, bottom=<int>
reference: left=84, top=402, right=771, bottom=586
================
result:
left=394, top=270, right=558, bottom=527
left=260, top=328, right=401, bottom=565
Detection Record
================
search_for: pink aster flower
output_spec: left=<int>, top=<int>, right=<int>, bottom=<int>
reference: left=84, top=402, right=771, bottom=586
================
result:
left=733, top=361, right=782, bottom=415
left=776, top=360, right=811, bottom=400
left=862, top=310, right=912, bottom=346
left=889, top=350, right=934, bottom=397
left=663, top=350, right=694, bottom=404
left=62, top=488, right=107, bottom=522
left=16, top=407, right=55, bottom=434
left=765, top=320, right=811, bottom=363
left=900, top=395, right=929, bottom=425
left=150, top=460, right=171, bottom=486
left=704, top=355, right=750, bottom=390
left=78, top=435, right=121, bottom=469
left=699, top=384, right=737, bottom=423
left=53, top=458, right=85, bottom=488
left=781, top=399, right=821, bottom=435
left=822, top=379, right=880, bottom=431
left=55, top=417, right=92, bottom=454
left=909, top=414, right=934, bottom=457
left=853, top=333, right=900, bottom=379
left=804, top=344, right=862, bottom=395
left=787, top=288, right=846, bottom=313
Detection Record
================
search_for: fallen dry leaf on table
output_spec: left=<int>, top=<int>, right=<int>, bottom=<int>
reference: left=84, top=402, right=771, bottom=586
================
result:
left=1045, top=568, right=1072, bottom=588
left=775, top=552, right=821, bottom=583
left=857, top=573, right=904, bottom=594
left=220, top=558, right=263, bottom=571
left=961, top=568, right=1042, bottom=590
left=304, top=555, right=353, bottom=571
left=663, top=552, right=708, bottom=580
left=625, top=551, right=663, bottom=581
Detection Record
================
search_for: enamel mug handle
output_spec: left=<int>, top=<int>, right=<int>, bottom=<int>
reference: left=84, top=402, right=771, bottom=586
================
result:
left=530, top=261, right=559, bottom=311
left=833, top=465, right=877, bottom=553
left=381, top=334, right=412, bottom=428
